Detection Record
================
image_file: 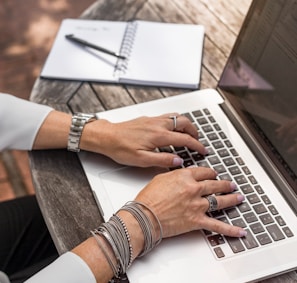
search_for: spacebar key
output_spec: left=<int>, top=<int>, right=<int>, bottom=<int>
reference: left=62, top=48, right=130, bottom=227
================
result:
left=225, top=236, right=245, bottom=253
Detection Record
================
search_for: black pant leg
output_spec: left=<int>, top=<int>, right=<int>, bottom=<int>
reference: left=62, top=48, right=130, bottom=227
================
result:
left=0, top=195, right=58, bottom=281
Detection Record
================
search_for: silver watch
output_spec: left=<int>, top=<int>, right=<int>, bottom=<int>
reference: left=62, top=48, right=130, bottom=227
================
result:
left=67, top=113, right=97, bottom=152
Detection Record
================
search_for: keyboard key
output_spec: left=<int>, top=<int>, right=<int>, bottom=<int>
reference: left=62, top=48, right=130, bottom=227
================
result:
left=207, top=133, right=219, bottom=141
left=217, top=216, right=230, bottom=224
left=192, top=110, right=203, bottom=117
left=214, top=247, right=225, bottom=258
left=236, top=157, right=245, bottom=165
left=250, top=222, right=265, bottom=234
left=275, top=216, right=286, bottom=226
left=248, top=175, right=258, bottom=184
left=253, top=203, right=267, bottom=214
left=197, top=117, right=208, bottom=125
left=228, top=166, right=241, bottom=175
left=261, top=195, right=271, bottom=205
left=246, top=194, right=261, bottom=204
left=237, top=202, right=251, bottom=213
left=219, top=173, right=232, bottom=181
left=214, top=124, right=221, bottom=131
left=254, top=185, right=264, bottom=194
left=234, top=175, right=248, bottom=185
left=202, top=125, right=213, bottom=133
left=223, top=157, right=236, bottom=166
left=268, top=205, right=278, bottom=215
left=256, top=233, right=272, bottom=245
left=197, top=161, right=209, bottom=167
left=243, top=212, right=258, bottom=223
left=219, top=131, right=226, bottom=139
left=213, top=164, right=226, bottom=173
left=232, top=218, right=247, bottom=228
left=283, top=227, right=294, bottom=237
left=211, top=210, right=225, bottom=218
left=207, top=234, right=225, bottom=246
left=206, top=147, right=215, bottom=155
left=209, top=116, right=216, bottom=123
left=203, top=108, right=210, bottom=115
left=225, top=207, right=240, bottom=219
left=177, top=151, right=190, bottom=159
left=225, top=236, right=245, bottom=253
left=192, top=153, right=204, bottom=162
left=242, top=229, right=259, bottom=249
left=200, top=139, right=210, bottom=147
left=208, top=156, right=221, bottom=165
left=218, top=149, right=230, bottom=158
left=184, top=159, right=194, bottom=167
left=242, top=166, right=251, bottom=175
left=159, top=146, right=173, bottom=153
left=267, top=224, right=285, bottom=241
left=230, top=148, right=239, bottom=156
left=212, top=141, right=224, bottom=149
left=224, top=140, right=233, bottom=148
left=259, top=213, right=274, bottom=225
left=240, top=184, right=254, bottom=194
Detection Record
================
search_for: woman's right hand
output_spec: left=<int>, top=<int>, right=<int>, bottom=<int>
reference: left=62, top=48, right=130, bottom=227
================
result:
left=135, top=166, right=246, bottom=239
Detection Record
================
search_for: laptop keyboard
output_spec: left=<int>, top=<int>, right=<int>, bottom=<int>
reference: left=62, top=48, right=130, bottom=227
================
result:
left=159, top=108, right=294, bottom=259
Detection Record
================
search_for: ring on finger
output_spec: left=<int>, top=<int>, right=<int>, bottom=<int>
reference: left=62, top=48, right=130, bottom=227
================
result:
left=169, top=115, right=178, bottom=131
left=205, top=195, right=218, bottom=212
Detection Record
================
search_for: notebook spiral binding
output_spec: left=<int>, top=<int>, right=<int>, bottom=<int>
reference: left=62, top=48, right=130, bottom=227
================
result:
left=114, top=21, right=138, bottom=77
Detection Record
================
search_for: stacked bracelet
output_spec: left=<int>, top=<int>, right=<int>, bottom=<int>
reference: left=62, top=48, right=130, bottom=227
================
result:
left=120, top=201, right=163, bottom=257
left=91, top=201, right=163, bottom=280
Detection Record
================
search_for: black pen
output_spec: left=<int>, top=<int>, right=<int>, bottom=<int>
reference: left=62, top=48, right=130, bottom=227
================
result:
left=65, top=34, right=126, bottom=60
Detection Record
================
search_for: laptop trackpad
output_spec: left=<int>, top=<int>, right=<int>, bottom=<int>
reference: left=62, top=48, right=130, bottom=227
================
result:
left=99, top=166, right=168, bottom=215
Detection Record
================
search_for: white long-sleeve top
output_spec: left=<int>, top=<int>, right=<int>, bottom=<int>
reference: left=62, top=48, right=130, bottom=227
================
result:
left=0, top=93, right=52, bottom=150
left=0, top=93, right=96, bottom=283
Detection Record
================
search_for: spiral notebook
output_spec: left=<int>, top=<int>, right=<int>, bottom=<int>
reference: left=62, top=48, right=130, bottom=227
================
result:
left=40, top=19, right=204, bottom=89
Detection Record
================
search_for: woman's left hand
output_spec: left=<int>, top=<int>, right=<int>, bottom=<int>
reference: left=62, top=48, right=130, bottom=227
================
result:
left=81, top=113, right=207, bottom=168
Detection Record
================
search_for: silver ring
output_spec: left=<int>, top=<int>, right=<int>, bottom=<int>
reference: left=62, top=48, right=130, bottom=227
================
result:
left=205, top=195, right=218, bottom=212
left=169, top=115, right=178, bottom=131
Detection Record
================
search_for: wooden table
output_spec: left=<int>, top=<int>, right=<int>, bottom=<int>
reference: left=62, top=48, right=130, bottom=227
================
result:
left=29, top=0, right=297, bottom=282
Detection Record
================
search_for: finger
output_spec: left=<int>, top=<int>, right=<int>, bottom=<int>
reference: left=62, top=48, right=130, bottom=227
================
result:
left=203, top=193, right=245, bottom=212
left=169, top=131, right=207, bottom=155
left=198, top=179, right=237, bottom=196
left=202, top=216, right=247, bottom=237
left=161, top=113, right=198, bottom=139
left=137, top=151, right=184, bottom=168
left=188, top=167, right=218, bottom=181
left=175, top=115, right=199, bottom=138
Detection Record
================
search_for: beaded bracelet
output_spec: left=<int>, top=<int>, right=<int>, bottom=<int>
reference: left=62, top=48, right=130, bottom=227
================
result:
left=91, top=201, right=163, bottom=279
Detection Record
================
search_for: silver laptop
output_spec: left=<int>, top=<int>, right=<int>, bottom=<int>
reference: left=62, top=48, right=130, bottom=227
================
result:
left=79, top=1, right=297, bottom=282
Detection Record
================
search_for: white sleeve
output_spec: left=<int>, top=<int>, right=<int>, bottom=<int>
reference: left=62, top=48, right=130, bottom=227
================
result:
left=24, top=252, right=96, bottom=283
left=0, top=93, right=53, bottom=151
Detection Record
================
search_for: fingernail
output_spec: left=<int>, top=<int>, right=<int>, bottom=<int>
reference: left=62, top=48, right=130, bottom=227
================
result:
left=237, top=194, right=245, bottom=202
left=204, top=148, right=209, bottom=155
left=230, top=181, right=237, bottom=191
left=173, top=157, right=184, bottom=167
left=239, top=230, right=247, bottom=237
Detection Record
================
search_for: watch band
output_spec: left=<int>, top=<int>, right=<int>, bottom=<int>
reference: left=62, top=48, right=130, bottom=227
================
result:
left=67, top=113, right=97, bottom=152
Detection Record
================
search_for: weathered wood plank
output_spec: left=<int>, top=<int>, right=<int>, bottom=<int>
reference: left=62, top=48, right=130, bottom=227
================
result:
left=29, top=150, right=103, bottom=254
left=67, top=82, right=105, bottom=113
left=91, top=84, right=135, bottom=110
left=80, top=0, right=148, bottom=21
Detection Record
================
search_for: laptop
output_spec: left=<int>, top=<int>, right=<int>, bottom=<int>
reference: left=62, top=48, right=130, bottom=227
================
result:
left=79, top=1, right=297, bottom=282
